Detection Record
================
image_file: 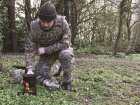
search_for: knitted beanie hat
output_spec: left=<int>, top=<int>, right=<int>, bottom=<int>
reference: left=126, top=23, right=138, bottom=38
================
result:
left=38, top=2, right=57, bottom=21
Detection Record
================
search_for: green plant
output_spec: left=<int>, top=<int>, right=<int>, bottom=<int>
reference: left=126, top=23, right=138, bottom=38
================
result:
left=1, top=54, right=140, bottom=104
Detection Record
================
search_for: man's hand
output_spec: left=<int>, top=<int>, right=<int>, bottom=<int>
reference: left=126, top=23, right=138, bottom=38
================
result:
left=38, top=47, right=45, bottom=55
left=27, top=69, right=34, bottom=74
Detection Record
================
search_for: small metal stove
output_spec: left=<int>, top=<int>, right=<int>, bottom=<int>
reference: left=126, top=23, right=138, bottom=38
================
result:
left=22, top=74, right=36, bottom=95
left=13, top=65, right=36, bottom=95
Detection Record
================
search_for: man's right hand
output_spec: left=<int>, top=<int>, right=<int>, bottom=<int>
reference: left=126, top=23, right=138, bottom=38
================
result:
left=38, top=47, right=45, bottom=55
left=26, top=69, right=34, bottom=74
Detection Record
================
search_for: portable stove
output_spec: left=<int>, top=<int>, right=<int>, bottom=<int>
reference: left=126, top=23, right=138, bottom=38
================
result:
left=22, top=74, right=36, bottom=95
left=13, top=65, right=36, bottom=95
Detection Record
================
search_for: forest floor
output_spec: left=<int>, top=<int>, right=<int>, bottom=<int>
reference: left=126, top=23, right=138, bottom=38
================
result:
left=0, top=53, right=140, bottom=105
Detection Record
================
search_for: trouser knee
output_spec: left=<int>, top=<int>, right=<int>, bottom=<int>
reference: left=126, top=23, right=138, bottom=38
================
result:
left=59, top=47, right=74, bottom=82
left=35, top=62, right=51, bottom=83
left=59, top=47, right=74, bottom=66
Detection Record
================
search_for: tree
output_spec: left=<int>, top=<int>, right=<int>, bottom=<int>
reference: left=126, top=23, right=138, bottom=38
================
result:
left=70, top=0, right=78, bottom=44
left=7, top=0, right=17, bottom=52
left=0, top=33, right=2, bottom=71
left=125, top=0, right=139, bottom=54
left=0, top=1, right=2, bottom=70
left=55, top=0, right=64, bottom=15
left=40, top=0, right=51, bottom=6
left=130, top=0, right=140, bottom=53
left=24, top=0, right=32, bottom=30
left=64, top=0, right=69, bottom=22
left=112, top=0, right=126, bottom=56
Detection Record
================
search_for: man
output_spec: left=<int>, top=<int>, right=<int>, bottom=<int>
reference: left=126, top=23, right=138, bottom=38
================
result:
left=25, top=2, right=74, bottom=91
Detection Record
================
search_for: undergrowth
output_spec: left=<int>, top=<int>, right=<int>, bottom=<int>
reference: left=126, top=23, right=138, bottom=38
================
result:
left=0, top=54, right=140, bottom=105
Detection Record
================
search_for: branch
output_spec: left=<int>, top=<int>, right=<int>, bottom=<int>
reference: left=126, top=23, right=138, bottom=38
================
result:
left=130, top=19, right=140, bottom=28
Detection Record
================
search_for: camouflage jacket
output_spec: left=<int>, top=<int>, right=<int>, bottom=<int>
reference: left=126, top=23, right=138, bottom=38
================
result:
left=25, top=15, right=72, bottom=70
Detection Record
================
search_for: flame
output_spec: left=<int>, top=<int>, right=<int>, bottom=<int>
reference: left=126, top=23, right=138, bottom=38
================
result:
left=25, top=82, right=30, bottom=91
left=23, top=80, right=30, bottom=91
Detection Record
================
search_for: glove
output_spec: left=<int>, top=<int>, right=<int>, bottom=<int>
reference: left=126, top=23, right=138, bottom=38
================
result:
left=38, top=47, right=45, bottom=55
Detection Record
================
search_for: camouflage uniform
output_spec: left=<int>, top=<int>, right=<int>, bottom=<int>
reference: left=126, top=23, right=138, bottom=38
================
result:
left=25, top=15, right=74, bottom=85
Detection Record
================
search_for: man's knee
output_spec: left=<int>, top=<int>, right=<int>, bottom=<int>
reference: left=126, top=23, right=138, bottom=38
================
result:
left=35, top=61, right=52, bottom=82
left=59, top=47, right=74, bottom=63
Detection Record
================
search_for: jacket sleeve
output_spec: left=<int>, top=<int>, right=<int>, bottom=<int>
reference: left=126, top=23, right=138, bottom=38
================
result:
left=25, top=22, right=37, bottom=70
left=44, top=17, right=72, bottom=54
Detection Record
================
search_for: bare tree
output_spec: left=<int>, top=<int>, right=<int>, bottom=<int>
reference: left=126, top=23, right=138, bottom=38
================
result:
left=129, top=0, right=140, bottom=53
left=112, top=0, right=126, bottom=56
left=125, top=0, right=132, bottom=42
left=126, top=0, right=140, bottom=54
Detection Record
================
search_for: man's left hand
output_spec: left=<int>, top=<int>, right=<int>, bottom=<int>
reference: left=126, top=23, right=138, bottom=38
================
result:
left=38, top=47, right=45, bottom=55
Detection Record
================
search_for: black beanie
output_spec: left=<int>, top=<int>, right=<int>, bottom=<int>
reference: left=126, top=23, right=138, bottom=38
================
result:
left=38, top=2, right=57, bottom=21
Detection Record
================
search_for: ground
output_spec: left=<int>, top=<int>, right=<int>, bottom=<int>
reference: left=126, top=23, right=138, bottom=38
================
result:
left=0, top=54, right=140, bottom=105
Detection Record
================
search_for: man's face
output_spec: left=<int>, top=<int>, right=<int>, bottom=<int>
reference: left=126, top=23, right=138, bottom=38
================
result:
left=40, top=20, right=54, bottom=30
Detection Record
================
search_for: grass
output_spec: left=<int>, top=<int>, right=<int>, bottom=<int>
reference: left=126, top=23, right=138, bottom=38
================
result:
left=0, top=54, right=140, bottom=105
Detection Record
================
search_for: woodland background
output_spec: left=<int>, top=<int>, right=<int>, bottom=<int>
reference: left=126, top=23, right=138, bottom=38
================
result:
left=0, top=0, right=140, bottom=55
left=0, top=0, right=140, bottom=104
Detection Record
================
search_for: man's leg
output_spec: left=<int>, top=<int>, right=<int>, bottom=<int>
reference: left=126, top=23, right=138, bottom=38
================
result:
left=51, top=63, right=62, bottom=77
left=59, top=47, right=74, bottom=91
left=35, top=54, right=60, bottom=88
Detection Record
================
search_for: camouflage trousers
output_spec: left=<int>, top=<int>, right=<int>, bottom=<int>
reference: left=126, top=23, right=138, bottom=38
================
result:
left=35, top=47, right=74, bottom=84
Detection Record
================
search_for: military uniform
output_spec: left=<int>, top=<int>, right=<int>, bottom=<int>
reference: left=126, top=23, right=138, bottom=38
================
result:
left=25, top=16, right=74, bottom=87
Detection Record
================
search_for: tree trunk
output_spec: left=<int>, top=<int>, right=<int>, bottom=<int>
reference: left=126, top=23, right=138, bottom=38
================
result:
left=24, top=0, right=32, bottom=30
left=55, top=0, right=64, bottom=15
left=40, top=0, right=51, bottom=6
left=125, top=0, right=133, bottom=55
left=7, top=0, right=17, bottom=52
left=64, top=0, right=69, bottom=23
left=0, top=34, right=2, bottom=71
left=112, top=0, right=125, bottom=56
left=70, top=0, right=78, bottom=44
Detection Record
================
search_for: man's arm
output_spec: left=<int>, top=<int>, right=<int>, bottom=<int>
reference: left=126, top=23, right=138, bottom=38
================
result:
left=25, top=22, right=37, bottom=72
left=43, top=18, right=72, bottom=54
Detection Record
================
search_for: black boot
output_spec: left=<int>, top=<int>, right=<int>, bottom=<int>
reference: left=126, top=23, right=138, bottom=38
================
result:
left=61, top=82, right=72, bottom=91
